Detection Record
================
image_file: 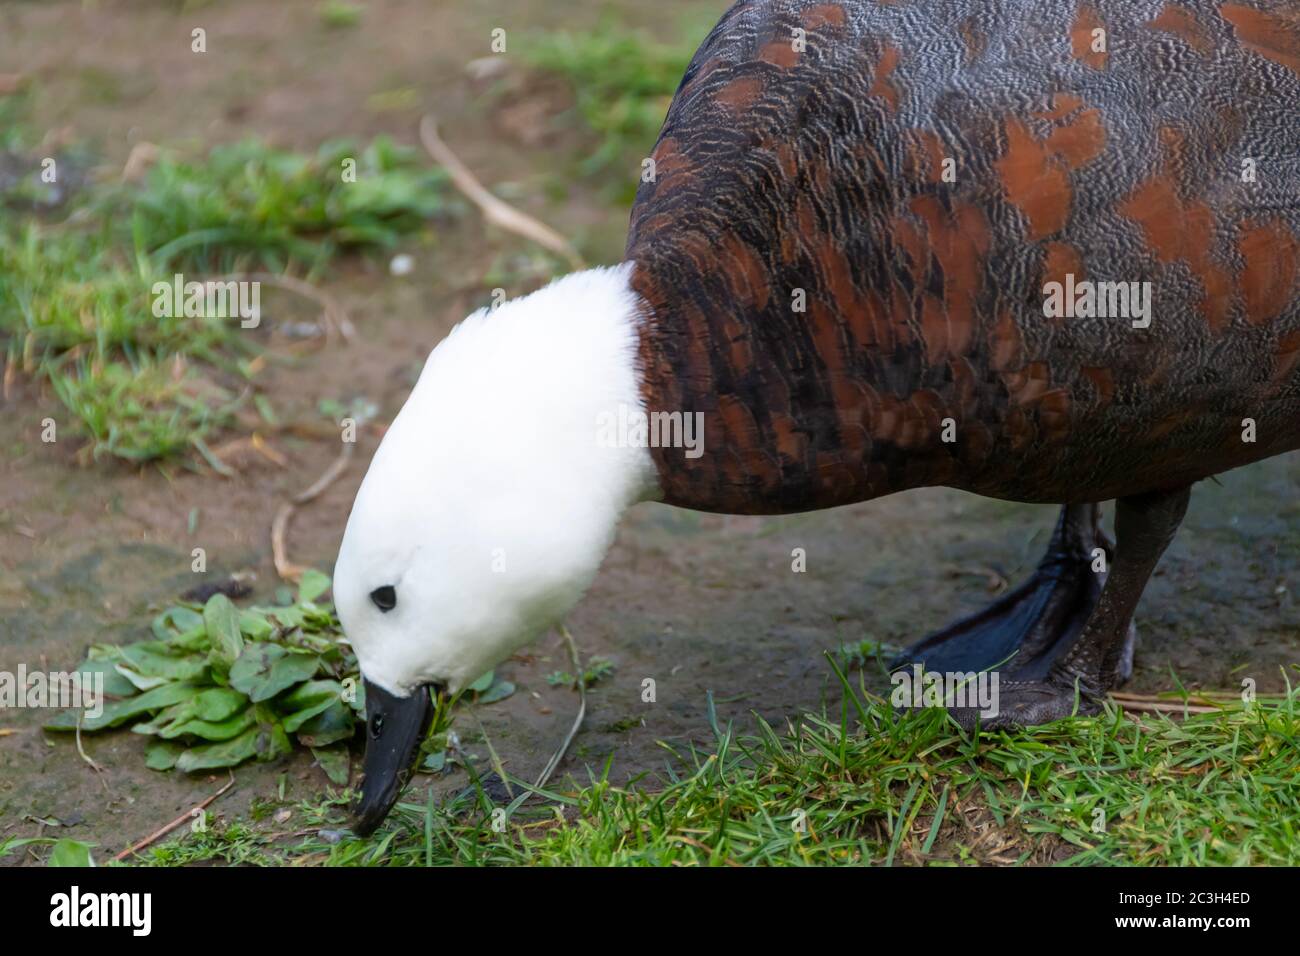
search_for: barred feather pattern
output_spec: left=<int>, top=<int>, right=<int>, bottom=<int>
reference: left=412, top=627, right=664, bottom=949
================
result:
left=627, top=0, right=1300, bottom=513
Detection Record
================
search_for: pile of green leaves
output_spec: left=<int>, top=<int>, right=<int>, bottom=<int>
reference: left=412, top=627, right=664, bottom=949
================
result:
left=46, top=571, right=361, bottom=783
left=45, top=570, right=519, bottom=784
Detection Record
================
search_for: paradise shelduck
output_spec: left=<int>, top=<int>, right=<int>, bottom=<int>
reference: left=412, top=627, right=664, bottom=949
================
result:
left=336, top=0, right=1300, bottom=834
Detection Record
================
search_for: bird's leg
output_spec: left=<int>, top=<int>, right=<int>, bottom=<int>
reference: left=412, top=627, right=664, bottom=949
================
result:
left=891, top=502, right=1116, bottom=682
left=958, top=485, right=1191, bottom=729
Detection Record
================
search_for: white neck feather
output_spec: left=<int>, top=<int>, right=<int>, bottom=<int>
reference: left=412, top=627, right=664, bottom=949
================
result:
left=335, top=263, right=662, bottom=694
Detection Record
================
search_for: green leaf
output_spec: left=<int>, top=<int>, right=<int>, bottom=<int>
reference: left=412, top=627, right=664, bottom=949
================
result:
left=118, top=641, right=208, bottom=681
left=253, top=705, right=294, bottom=762
left=311, top=745, right=351, bottom=785
left=130, top=687, right=254, bottom=741
left=229, top=643, right=321, bottom=703
left=193, top=687, right=247, bottom=722
left=130, top=701, right=191, bottom=736
left=477, top=679, right=516, bottom=705
left=467, top=670, right=494, bottom=694
left=163, top=707, right=256, bottom=742
left=47, top=839, right=95, bottom=867
left=114, top=666, right=170, bottom=692
left=238, top=610, right=274, bottom=641
left=422, top=750, right=446, bottom=772
left=44, top=681, right=198, bottom=732
left=280, top=679, right=344, bottom=731
left=264, top=605, right=306, bottom=630
left=204, top=593, right=244, bottom=668
left=295, top=701, right=355, bottom=747
left=85, top=643, right=126, bottom=662
left=152, top=606, right=206, bottom=648
left=297, top=569, right=332, bottom=604
left=145, top=740, right=184, bottom=771
left=279, top=678, right=343, bottom=709
left=177, top=727, right=261, bottom=771
left=74, top=658, right=137, bottom=698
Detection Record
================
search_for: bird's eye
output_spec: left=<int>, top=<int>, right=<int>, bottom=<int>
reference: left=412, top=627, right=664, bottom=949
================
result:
left=369, top=585, right=397, bottom=612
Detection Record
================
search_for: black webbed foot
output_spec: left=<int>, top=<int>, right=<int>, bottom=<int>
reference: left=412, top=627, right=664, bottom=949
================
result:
left=890, top=489, right=1191, bottom=730
left=891, top=503, right=1112, bottom=683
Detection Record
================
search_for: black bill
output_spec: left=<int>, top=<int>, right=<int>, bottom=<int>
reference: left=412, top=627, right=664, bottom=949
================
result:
left=351, top=678, right=436, bottom=837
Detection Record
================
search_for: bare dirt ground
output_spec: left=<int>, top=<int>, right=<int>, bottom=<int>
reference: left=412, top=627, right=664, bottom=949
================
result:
left=2, top=0, right=1297, bottom=862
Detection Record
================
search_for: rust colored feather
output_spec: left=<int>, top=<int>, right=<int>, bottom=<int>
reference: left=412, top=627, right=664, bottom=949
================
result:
left=628, top=0, right=1300, bottom=514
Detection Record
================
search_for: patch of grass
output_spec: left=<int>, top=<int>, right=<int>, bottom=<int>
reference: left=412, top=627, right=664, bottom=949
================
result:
left=0, top=133, right=454, bottom=464
left=0, top=88, right=34, bottom=152
left=605, top=716, right=643, bottom=733
left=319, top=0, right=362, bottom=29
left=140, top=820, right=283, bottom=867
left=522, top=18, right=707, bottom=201
left=832, top=638, right=894, bottom=670
left=50, top=359, right=248, bottom=462
left=546, top=655, right=615, bottom=689
left=138, top=665, right=1300, bottom=866
left=0, top=223, right=249, bottom=460
left=106, top=137, right=451, bottom=275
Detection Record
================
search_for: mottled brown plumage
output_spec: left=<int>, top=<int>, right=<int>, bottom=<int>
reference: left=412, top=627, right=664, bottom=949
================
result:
left=628, top=0, right=1300, bottom=515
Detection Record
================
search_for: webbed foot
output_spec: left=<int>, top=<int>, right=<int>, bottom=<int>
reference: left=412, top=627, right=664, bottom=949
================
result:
left=891, top=503, right=1113, bottom=683
left=891, top=488, right=1191, bottom=730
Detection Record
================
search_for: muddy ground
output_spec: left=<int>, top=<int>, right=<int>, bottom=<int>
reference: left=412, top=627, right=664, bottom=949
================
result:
left=1, top=0, right=1297, bottom=863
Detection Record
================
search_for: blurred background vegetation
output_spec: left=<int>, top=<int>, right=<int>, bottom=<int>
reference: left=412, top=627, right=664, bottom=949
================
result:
left=0, top=3, right=711, bottom=467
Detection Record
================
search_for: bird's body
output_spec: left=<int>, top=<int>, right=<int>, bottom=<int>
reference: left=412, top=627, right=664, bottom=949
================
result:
left=629, top=0, right=1300, bottom=514
left=339, top=0, right=1300, bottom=834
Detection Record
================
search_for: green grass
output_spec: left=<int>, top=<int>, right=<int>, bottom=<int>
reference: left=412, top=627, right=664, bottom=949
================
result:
left=108, top=137, right=451, bottom=275
left=0, top=87, right=33, bottom=152
left=0, top=223, right=247, bottom=460
left=121, top=665, right=1300, bottom=867
left=0, top=133, right=453, bottom=464
left=319, top=0, right=363, bottom=29
left=4, top=19, right=709, bottom=461
left=522, top=18, right=707, bottom=202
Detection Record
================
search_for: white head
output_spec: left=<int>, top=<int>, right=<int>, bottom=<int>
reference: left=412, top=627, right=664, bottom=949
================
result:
left=333, top=264, right=658, bottom=698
